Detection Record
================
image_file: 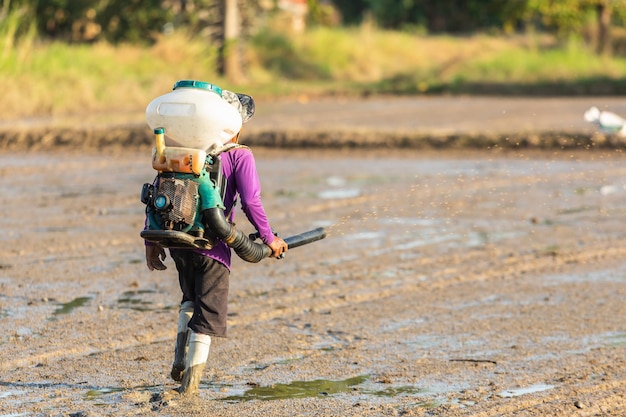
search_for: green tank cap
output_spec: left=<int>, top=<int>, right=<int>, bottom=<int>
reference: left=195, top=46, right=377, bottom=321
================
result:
left=173, top=80, right=222, bottom=96
left=154, top=127, right=165, bottom=134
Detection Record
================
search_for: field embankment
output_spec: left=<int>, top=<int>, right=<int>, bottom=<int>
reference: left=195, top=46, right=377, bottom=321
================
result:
left=1, top=96, right=625, bottom=152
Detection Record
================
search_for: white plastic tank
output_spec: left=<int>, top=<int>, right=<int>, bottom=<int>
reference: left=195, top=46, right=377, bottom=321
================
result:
left=146, top=80, right=243, bottom=151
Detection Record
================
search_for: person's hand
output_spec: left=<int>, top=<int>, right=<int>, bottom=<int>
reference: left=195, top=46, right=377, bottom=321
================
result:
left=268, top=237, right=288, bottom=259
left=146, top=245, right=167, bottom=270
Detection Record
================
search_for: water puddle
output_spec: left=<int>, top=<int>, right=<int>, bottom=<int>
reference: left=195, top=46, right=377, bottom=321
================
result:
left=318, top=188, right=361, bottom=200
left=545, top=268, right=626, bottom=285
left=117, top=289, right=170, bottom=312
left=34, top=226, right=73, bottom=233
left=557, top=206, right=598, bottom=215
left=221, top=376, right=368, bottom=402
left=381, top=318, right=426, bottom=333
left=52, top=296, right=92, bottom=316
left=497, top=383, right=554, bottom=398
left=0, top=389, right=27, bottom=400
left=220, top=375, right=430, bottom=403
left=85, top=387, right=125, bottom=398
left=87, top=261, right=123, bottom=274
left=375, top=217, right=526, bottom=252
left=326, top=176, right=347, bottom=187
left=0, top=388, right=40, bottom=414
left=604, top=332, right=626, bottom=347
left=366, top=385, right=426, bottom=397
left=398, top=334, right=443, bottom=349
left=84, top=384, right=162, bottom=406
left=248, top=355, right=306, bottom=371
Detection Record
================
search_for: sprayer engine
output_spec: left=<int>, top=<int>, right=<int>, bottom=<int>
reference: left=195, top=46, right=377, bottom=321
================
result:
left=142, top=174, right=200, bottom=232
left=141, top=146, right=227, bottom=249
left=140, top=80, right=327, bottom=258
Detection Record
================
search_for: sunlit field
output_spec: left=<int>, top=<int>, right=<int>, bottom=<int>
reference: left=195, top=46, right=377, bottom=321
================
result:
left=2, top=23, right=626, bottom=119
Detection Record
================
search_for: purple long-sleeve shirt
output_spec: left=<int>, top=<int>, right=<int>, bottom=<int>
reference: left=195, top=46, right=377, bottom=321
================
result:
left=187, top=147, right=274, bottom=269
left=146, top=147, right=274, bottom=269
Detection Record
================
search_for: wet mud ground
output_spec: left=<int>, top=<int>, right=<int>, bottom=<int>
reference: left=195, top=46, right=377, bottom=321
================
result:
left=0, top=146, right=625, bottom=416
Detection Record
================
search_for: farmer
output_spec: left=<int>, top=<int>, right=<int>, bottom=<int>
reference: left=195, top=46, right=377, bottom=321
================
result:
left=145, top=88, right=288, bottom=395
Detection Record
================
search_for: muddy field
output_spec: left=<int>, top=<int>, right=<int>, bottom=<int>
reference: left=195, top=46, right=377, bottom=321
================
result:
left=1, top=97, right=626, bottom=416
left=0, top=146, right=624, bottom=417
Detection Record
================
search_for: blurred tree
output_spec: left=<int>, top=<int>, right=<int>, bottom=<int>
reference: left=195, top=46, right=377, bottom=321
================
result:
left=169, top=0, right=258, bottom=80
left=525, top=0, right=626, bottom=55
left=97, top=0, right=172, bottom=44
left=31, top=0, right=171, bottom=43
left=329, top=0, right=626, bottom=55
left=327, top=0, right=368, bottom=24
left=171, top=0, right=221, bottom=38
left=6, top=0, right=626, bottom=58
left=306, top=0, right=341, bottom=27
left=224, top=0, right=243, bottom=81
left=336, top=0, right=528, bottom=33
left=594, top=0, right=612, bottom=55
left=36, top=0, right=95, bottom=41
left=11, top=0, right=254, bottom=80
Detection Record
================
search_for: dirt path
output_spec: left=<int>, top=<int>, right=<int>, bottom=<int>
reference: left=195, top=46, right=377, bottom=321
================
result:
left=2, top=95, right=624, bottom=133
left=0, top=147, right=624, bottom=416
left=3, top=96, right=626, bottom=151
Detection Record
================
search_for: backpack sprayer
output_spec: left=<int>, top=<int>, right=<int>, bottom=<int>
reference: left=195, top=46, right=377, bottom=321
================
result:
left=140, top=80, right=325, bottom=262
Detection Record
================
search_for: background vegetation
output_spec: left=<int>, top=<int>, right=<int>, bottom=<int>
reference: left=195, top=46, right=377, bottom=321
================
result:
left=1, top=0, right=626, bottom=119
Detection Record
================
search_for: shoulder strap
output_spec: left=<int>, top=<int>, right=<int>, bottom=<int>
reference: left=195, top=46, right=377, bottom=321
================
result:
left=212, top=143, right=251, bottom=157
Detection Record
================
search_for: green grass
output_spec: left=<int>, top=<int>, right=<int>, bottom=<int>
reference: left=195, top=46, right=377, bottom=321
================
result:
left=2, top=24, right=626, bottom=119
left=464, top=41, right=626, bottom=82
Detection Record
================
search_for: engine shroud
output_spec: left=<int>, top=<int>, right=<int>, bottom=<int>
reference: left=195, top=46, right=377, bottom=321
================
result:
left=155, top=176, right=199, bottom=229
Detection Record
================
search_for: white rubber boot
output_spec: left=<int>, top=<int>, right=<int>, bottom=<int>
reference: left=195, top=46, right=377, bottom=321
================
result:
left=170, top=301, right=194, bottom=382
left=178, top=332, right=211, bottom=396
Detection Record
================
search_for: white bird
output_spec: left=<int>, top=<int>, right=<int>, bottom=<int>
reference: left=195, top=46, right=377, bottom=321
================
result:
left=584, top=106, right=626, bottom=136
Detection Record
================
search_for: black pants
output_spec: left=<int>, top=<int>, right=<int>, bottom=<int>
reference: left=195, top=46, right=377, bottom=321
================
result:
left=171, top=250, right=230, bottom=337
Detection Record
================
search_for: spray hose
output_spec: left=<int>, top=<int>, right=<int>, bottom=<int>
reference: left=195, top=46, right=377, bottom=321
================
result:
left=203, top=207, right=326, bottom=263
